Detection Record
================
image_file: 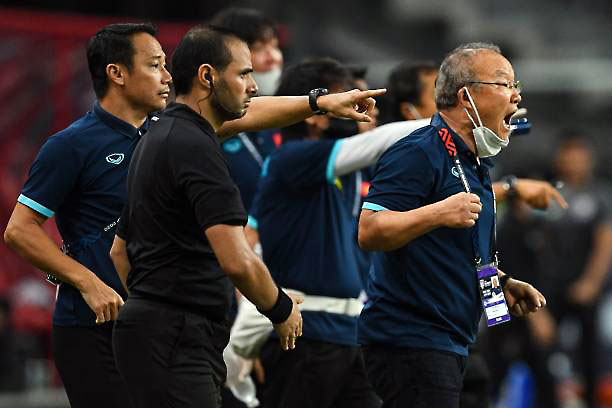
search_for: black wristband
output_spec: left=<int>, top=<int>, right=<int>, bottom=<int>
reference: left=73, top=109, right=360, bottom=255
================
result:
left=500, top=274, right=512, bottom=289
left=308, top=88, right=329, bottom=115
left=258, top=288, right=293, bottom=324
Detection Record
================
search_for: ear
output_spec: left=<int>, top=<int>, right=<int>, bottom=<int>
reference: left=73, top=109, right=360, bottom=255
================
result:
left=197, top=64, right=214, bottom=89
left=457, top=86, right=472, bottom=109
left=106, top=64, right=125, bottom=87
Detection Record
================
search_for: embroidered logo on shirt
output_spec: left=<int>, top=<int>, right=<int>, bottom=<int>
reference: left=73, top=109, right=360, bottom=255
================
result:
left=106, top=153, right=125, bottom=165
left=451, top=166, right=460, bottom=179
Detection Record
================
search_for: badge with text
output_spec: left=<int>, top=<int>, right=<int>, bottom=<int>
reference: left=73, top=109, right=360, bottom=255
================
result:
left=478, top=264, right=511, bottom=327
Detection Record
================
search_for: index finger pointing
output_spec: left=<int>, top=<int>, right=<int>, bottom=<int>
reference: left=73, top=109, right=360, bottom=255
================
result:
left=354, top=88, right=387, bottom=99
left=549, top=187, right=568, bottom=209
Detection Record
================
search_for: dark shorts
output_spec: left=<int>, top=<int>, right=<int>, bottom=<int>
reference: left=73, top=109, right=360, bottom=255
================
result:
left=112, top=298, right=230, bottom=408
left=259, top=337, right=381, bottom=408
left=364, top=345, right=467, bottom=408
left=52, top=323, right=131, bottom=408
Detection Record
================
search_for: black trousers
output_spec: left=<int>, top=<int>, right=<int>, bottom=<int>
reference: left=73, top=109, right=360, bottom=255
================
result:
left=52, top=323, right=132, bottom=408
left=364, top=345, right=467, bottom=408
left=259, top=337, right=381, bottom=408
left=113, top=298, right=230, bottom=408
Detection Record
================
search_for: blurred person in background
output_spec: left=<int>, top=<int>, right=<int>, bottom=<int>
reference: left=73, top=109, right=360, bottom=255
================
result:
left=3, top=22, right=170, bottom=408
left=212, top=7, right=285, bottom=214
left=246, top=57, right=429, bottom=408
left=357, top=43, right=548, bottom=408
left=379, top=60, right=438, bottom=124
left=485, top=190, right=560, bottom=408
left=542, top=131, right=612, bottom=407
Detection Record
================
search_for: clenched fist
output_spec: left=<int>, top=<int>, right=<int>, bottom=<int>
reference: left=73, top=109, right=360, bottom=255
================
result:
left=437, top=192, right=482, bottom=228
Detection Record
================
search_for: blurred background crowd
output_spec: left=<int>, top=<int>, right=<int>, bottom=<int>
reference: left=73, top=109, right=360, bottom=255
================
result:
left=0, top=1, right=610, bottom=407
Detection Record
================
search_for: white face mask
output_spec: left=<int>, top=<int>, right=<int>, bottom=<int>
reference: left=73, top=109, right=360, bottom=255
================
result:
left=462, top=87, right=509, bottom=158
left=252, top=66, right=282, bottom=96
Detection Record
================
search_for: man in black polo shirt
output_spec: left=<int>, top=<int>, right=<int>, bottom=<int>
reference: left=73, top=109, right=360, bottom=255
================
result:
left=110, top=25, right=381, bottom=408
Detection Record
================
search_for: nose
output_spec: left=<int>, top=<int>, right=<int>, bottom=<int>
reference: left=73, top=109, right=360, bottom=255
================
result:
left=162, top=65, right=172, bottom=84
left=248, top=76, right=258, bottom=97
left=511, top=88, right=521, bottom=105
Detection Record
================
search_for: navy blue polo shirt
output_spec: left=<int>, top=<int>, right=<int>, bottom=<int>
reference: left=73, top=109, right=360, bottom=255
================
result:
left=358, top=113, right=495, bottom=356
left=249, top=139, right=367, bottom=346
left=222, top=130, right=281, bottom=212
left=19, top=102, right=150, bottom=327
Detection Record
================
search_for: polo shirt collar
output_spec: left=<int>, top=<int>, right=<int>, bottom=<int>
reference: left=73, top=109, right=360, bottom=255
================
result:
left=430, top=113, right=494, bottom=168
left=93, top=101, right=147, bottom=140
left=164, top=102, right=216, bottom=139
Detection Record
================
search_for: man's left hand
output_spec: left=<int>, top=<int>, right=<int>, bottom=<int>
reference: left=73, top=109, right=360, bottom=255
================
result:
left=514, top=179, right=568, bottom=210
left=317, top=88, right=386, bottom=123
left=503, top=278, right=547, bottom=317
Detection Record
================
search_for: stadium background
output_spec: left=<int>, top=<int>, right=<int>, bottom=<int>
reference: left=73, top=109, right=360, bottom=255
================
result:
left=0, top=1, right=611, bottom=407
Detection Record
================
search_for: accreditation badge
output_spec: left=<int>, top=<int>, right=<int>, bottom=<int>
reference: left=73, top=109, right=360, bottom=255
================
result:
left=477, top=263, right=511, bottom=327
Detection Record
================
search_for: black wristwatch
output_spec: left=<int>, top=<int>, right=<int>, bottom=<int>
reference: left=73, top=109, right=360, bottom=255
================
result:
left=308, top=88, right=329, bottom=115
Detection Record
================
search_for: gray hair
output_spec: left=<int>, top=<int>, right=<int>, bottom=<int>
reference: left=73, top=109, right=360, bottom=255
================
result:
left=435, top=42, right=502, bottom=110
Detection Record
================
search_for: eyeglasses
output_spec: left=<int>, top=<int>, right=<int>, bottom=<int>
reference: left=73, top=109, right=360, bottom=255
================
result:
left=466, top=80, right=522, bottom=92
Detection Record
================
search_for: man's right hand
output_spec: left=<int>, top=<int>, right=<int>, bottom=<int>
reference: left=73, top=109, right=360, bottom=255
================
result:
left=273, top=293, right=303, bottom=351
left=437, top=192, right=482, bottom=228
left=80, top=275, right=125, bottom=324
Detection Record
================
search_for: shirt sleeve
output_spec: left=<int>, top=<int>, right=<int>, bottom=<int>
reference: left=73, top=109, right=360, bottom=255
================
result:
left=19, top=135, right=82, bottom=217
left=169, top=132, right=247, bottom=231
left=362, top=141, right=435, bottom=212
left=274, top=139, right=338, bottom=191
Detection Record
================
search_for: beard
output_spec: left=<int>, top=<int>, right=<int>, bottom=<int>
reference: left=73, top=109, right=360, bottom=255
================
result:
left=211, top=79, right=245, bottom=122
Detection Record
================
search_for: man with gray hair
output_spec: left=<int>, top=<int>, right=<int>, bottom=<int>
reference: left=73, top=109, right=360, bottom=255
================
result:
left=356, top=42, right=548, bottom=407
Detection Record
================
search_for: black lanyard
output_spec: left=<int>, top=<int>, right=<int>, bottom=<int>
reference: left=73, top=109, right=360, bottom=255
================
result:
left=437, top=127, right=498, bottom=267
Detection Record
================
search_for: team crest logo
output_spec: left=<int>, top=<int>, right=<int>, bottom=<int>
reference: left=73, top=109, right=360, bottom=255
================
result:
left=106, top=153, right=124, bottom=165
left=451, top=166, right=460, bottom=179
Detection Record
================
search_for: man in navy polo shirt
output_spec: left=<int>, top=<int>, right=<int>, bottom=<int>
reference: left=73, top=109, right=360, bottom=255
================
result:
left=3, top=23, right=171, bottom=407
left=246, top=58, right=429, bottom=408
left=357, top=43, right=548, bottom=408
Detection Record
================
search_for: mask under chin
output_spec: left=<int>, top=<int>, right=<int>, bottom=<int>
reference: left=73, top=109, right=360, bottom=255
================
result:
left=322, top=117, right=359, bottom=140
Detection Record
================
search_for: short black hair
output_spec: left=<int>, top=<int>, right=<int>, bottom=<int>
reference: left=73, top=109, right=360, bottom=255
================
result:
left=275, top=57, right=353, bottom=141
left=380, top=61, right=437, bottom=123
left=86, top=23, right=158, bottom=99
left=209, top=7, right=277, bottom=46
left=171, top=25, right=243, bottom=97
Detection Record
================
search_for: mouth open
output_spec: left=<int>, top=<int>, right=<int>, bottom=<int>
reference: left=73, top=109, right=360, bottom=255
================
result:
left=502, top=111, right=516, bottom=130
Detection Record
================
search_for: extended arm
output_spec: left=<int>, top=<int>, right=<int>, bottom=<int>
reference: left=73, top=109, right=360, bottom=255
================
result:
left=493, top=178, right=568, bottom=209
left=217, top=89, right=385, bottom=140
left=333, top=119, right=430, bottom=177
left=4, top=203, right=124, bottom=323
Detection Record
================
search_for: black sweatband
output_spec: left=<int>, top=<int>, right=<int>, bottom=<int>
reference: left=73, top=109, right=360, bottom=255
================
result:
left=500, top=274, right=512, bottom=289
left=258, top=288, right=293, bottom=324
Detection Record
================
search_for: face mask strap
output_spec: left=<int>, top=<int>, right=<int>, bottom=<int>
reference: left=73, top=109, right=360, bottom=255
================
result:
left=462, top=87, right=484, bottom=128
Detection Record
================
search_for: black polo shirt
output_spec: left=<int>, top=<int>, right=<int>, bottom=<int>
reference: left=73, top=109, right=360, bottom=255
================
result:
left=118, top=102, right=247, bottom=321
